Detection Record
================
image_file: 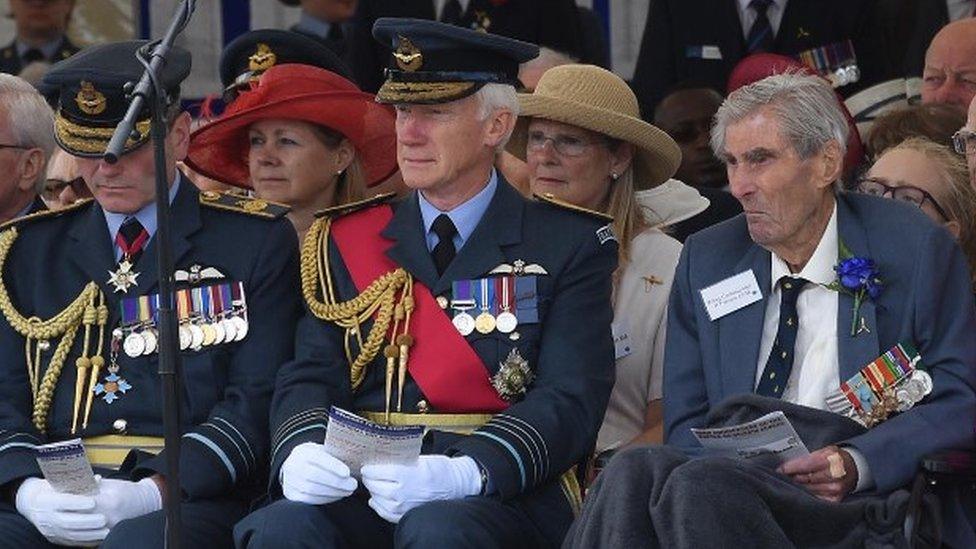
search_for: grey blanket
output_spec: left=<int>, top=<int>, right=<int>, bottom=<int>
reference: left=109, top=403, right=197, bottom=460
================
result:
left=564, top=395, right=942, bottom=549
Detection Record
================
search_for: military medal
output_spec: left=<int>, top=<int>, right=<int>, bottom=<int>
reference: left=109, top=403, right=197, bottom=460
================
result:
left=123, top=331, right=146, bottom=357
left=832, top=342, right=930, bottom=427
left=495, top=276, right=518, bottom=334
left=107, top=260, right=140, bottom=293
left=188, top=323, right=205, bottom=350
left=450, top=280, right=476, bottom=336
left=229, top=281, right=249, bottom=342
left=178, top=325, right=192, bottom=350
left=474, top=278, right=496, bottom=334
left=491, top=349, right=534, bottom=401
left=94, top=371, right=132, bottom=404
left=141, top=328, right=158, bottom=355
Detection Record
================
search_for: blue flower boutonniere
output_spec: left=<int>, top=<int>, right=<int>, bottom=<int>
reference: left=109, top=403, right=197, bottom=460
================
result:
left=825, top=241, right=884, bottom=336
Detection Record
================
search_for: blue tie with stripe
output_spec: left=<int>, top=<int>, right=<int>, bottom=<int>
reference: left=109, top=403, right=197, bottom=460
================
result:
left=746, top=0, right=775, bottom=53
left=756, top=277, right=807, bottom=398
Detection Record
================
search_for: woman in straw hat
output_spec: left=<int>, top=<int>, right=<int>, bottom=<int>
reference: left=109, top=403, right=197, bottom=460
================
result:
left=186, top=63, right=397, bottom=240
left=507, top=64, right=708, bottom=459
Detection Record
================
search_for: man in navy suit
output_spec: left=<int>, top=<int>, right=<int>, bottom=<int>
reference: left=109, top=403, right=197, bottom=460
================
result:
left=567, top=72, right=976, bottom=547
left=630, top=0, right=890, bottom=118
left=234, top=18, right=617, bottom=549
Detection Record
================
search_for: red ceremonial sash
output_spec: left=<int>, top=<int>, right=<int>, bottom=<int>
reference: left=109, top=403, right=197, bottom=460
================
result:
left=330, top=205, right=508, bottom=412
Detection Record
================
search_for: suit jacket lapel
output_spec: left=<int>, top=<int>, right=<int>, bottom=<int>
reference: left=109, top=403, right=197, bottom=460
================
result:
left=68, top=203, right=116, bottom=290
left=131, top=177, right=201, bottom=295
left=723, top=0, right=747, bottom=63
left=382, top=193, right=440, bottom=291
left=719, top=241, right=772, bottom=396
left=835, top=193, right=880, bottom=381
left=434, top=179, right=522, bottom=296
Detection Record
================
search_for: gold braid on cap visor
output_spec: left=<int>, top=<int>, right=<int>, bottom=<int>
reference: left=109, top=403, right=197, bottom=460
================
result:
left=55, top=114, right=151, bottom=155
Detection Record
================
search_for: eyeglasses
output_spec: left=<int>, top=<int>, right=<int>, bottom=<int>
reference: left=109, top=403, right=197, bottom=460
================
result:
left=42, top=176, right=87, bottom=201
left=856, top=177, right=951, bottom=221
left=526, top=130, right=607, bottom=157
left=952, top=128, right=976, bottom=156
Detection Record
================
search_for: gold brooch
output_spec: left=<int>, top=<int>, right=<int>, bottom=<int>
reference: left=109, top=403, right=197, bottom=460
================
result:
left=248, top=43, right=277, bottom=72
left=393, top=36, right=423, bottom=72
left=75, top=81, right=107, bottom=116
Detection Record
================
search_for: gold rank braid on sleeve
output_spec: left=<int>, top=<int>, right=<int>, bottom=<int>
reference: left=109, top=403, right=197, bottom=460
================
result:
left=300, top=218, right=415, bottom=411
left=0, top=228, right=109, bottom=433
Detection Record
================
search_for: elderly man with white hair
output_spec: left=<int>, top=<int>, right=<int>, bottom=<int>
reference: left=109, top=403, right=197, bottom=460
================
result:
left=565, top=72, right=976, bottom=548
left=0, top=73, right=55, bottom=222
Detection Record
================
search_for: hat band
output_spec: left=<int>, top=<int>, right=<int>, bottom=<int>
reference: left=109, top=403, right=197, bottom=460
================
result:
left=385, top=69, right=515, bottom=86
left=55, top=114, right=151, bottom=155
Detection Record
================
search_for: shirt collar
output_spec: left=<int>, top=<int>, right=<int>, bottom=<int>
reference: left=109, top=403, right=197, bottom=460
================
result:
left=294, top=12, right=334, bottom=39
left=737, top=0, right=784, bottom=11
left=770, top=199, right=838, bottom=287
left=103, top=172, right=183, bottom=247
left=417, top=169, right=497, bottom=251
left=15, top=37, right=62, bottom=60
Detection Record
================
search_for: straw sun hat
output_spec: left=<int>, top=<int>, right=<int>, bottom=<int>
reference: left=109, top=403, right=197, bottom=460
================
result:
left=507, top=64, right=681, bottom=189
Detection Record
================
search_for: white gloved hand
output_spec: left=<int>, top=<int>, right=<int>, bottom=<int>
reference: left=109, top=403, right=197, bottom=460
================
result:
left=281, top=442, right=358, bottom=505
left=15, top=478, right=109, bottom=547
left=92, top=477, right=163, bottom=528
left=361, top=455, right=482, bottom=523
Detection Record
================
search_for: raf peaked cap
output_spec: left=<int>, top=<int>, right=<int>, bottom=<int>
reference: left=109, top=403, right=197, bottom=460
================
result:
left=219, top=29, right=355, bottom=100
left=372, top=18, right=539, bottom=104
left=43, top=40, right=191, bottom=158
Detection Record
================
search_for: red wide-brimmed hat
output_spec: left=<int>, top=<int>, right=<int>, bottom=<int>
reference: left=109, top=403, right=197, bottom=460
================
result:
left=726, top=53, right=865, bottom=175
left=186, top=64, right=397, bottom=188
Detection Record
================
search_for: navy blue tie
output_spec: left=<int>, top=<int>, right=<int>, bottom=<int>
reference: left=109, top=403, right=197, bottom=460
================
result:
left=756, top=277, right=806, bottom=398
left=746, top=0, right=775, bottom=53
left=431, top=214, right=457, bottom=275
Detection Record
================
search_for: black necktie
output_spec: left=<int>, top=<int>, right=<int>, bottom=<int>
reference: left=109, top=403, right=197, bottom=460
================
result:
left=746, top=0, right=775, bottom=53
left=116, top=217, right=148, bottom=266
left=756, top=277, right=807, bottom=398
left=22, top=48, right=44, bottom=64
left=431, top=214, right=457, bottom=276
left=441, top=0, right=464, bottom=24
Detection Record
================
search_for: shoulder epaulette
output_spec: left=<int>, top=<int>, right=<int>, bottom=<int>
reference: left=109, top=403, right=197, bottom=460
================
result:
left=314, top=193, right=397, bottom=219
left=0, top=199, right=94, bottom=232
left=199, top=191, right=290, bottom=219
left=533, top=193, right=614, bottom=222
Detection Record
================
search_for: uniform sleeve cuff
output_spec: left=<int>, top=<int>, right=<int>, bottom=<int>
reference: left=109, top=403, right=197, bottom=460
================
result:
left=844, top=446, right=875, bottom=492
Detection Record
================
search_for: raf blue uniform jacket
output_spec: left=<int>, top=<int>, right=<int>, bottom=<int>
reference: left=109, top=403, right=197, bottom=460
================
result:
left=0, top=180, right=302, bottom=501
left=663, top=191, right=976, bottom=543
left=269, top=178, right=617, bottom=543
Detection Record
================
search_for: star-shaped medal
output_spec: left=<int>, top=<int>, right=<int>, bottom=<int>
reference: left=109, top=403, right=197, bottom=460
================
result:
left=107, top=260, right=140, bottom=293
left=94, top=372, right=131, bottom=404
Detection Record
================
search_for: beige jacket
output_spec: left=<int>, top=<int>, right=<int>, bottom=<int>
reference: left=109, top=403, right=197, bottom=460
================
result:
left=596, top=179, right=709, bottom=451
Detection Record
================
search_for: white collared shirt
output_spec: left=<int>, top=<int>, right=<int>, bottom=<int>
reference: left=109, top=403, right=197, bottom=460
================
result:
left=435, top=0, right=472, bottom=20
left=947, top=0, right=976, bottom=21
left=756, top=201, right=839, bottom=409
left=736, top=0, right=787, bottom=40
left=754, top=201, right=874, bottom=490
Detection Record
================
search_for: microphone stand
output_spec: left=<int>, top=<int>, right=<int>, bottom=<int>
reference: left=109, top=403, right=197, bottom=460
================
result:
left=104, top=2, right=196, bottom=547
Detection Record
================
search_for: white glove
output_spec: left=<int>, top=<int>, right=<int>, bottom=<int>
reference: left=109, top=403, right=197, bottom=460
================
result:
left=92, top=477, right=163, bottom=528
left=281, top=442, right=358, bottom=505
left=15, top=478, right=109, bottom=547
left=361, top=455, right=482, bottom=523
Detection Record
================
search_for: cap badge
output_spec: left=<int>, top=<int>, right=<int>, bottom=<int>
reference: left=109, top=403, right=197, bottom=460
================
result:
left=75, top=81, right=107, bottom=116
left=393, top=35, right=423, bottom=72
left=248, top=43, right=277, bottom=72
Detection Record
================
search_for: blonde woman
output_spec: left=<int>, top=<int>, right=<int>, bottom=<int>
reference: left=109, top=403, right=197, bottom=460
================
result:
left=508, top=65, right=708, bottom=455
left=863, top=137, right=976, bottom=293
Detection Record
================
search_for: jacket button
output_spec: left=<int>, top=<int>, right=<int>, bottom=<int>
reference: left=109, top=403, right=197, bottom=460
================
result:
left=112, top=419, right=128, bottom=434
left=417, top=400, right=429, bottom=413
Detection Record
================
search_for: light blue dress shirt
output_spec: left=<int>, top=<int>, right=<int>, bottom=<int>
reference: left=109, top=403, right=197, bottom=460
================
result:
left=103, top=173, right=182, bottom=261
left=417, top=170, right=498, bottom=253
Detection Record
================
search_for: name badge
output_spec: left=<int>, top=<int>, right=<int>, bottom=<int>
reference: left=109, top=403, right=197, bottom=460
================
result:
left=685, top=44, right=723, bottom=60
left=699, top=270, right=763, bottom=321
left=611, top=321, right=633, bottom=360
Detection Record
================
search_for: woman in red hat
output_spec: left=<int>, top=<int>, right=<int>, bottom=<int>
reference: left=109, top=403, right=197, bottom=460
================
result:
left=186, top=64, right=397, bottom=240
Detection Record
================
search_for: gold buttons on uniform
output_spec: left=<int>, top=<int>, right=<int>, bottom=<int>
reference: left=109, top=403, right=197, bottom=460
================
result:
left=417, top=399, right=429, bottom=413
